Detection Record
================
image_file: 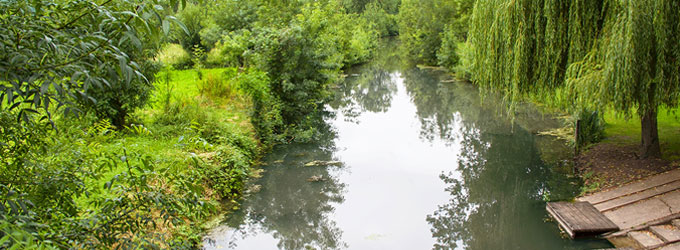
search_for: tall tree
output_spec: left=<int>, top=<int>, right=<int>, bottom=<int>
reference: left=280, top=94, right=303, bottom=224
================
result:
left=566, top=0, right=680, bottom=158
left=468, top=0, right=680, bottom=158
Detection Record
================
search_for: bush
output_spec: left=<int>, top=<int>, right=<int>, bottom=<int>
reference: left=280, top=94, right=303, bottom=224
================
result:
left=172, top=3, right=205, bottom=52
left=575, top=110, right=605, bottom=147
left=0, top=113, right=211, bottom=248
left=82, top=48, right=161, bottom=127
left=397, top=0, right=474, bottom=65
left=437, top=24, right=461, bottom=70
left=156, top=43, right=193, bottom=69
left=453, top=41, right=474, bottom=80
left=336, top=14, right=378, bottom=66
left=207, top=30, right=255, bottom=68
left=235, top=68, right=285, bottom=146
left=252, top=23, right=339, bottom=130
left=361, top=2, right=399, bottom=37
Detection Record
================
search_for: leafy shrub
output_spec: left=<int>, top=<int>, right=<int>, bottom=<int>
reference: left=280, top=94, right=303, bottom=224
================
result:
left=575, top=110, right=605, bottom=147
left=398, top=0, right=474, bottom=65
left=235, top=68, right=285, bottom=146
left=156, top=43, right=193, bottom=70
left=437, top=24, right=461, bottom=70
left=0, top=114, right=211, bottom=248
left=172, top=3, right=205, bottom=52
left=201, top=144, right=251, bottom=200
left=0, top=0, right=174, bottom=125
left=83, top=58, right=159, bottom=128
left=453, top=41, right=474, bottom=80
left=199, top=0, right=259, bottom=51
left=361, top=1, right=399, bottom=37
left=207, top=30, right=255, bottom=68
left=336, top=14, right=378, bottom=66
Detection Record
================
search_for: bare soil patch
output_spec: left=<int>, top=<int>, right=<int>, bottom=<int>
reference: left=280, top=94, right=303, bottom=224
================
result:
left=576, top=139, right=680, bottom=193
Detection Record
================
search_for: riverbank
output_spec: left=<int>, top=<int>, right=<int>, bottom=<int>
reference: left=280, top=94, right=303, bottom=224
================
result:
left=36, top=68, right=265, bottom=247
left=576, top=109, right=680, bottom=194
left=134, top=68, right=264, bottom=243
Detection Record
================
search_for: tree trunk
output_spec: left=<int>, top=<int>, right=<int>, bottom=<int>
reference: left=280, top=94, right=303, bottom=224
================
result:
left=640, top=108, right=661, bottom=159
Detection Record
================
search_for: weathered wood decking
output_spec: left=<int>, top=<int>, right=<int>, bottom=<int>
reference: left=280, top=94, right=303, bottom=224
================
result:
left=548, top=168, right=680, bottom=249
left=547, top=202, right=619, bottom=238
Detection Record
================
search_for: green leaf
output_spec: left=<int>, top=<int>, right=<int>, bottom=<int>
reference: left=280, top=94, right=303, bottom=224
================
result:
left=162, top=19, right=170, bottom=35
left=167, top=16, right=189, bottom=35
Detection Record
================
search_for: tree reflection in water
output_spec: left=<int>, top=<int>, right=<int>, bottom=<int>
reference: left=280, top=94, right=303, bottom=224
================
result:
left=217, top=123, right=348, bottom=250
left=330, top=39, right=401, bottom=122
left=401, top=67, right=608, bottom=249
left=204, top=40, right=612, bottom=250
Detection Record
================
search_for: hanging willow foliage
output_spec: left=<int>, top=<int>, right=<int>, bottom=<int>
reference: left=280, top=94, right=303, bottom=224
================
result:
left=469, top=0, right=680, bottom=117
left=468, top=0, right=680, bottom=157
left=469, top=0, right=601, bottom=110
left=565, top=0, right=680, bottom=118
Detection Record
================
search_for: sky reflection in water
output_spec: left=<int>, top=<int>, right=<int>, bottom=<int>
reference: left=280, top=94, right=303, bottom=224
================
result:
left=203, top=41, right=612, bottom=250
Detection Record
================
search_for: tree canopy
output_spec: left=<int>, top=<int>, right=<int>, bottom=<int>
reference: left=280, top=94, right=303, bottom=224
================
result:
left=467, top=0, right=680, bottom=158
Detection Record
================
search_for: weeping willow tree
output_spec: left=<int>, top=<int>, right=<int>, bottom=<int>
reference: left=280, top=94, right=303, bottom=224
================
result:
left=468, top=0, right=680, bottom=159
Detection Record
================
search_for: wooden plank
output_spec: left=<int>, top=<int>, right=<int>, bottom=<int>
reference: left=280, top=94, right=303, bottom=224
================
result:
left=579, top=168, right=680, bottom=205
left=594, top=180, right=680, bottom=212
left=547, top=202, right=619, bottom=238
left=673, top=219, right=680, bottom=228
left=658, top=242, right=680, bottom=250
left=604, top=197, right=675, bottom=230
left=661, top=190, right=680, bottom=214
left=650, top=225, right=680, bottom=242
left=606, top=214, right=680, bottom=238
left=629, top=231, right=663, bottom=248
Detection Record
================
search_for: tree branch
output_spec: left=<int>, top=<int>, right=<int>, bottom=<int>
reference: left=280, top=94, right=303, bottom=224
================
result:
left=56, top=0, right=115, bottom=31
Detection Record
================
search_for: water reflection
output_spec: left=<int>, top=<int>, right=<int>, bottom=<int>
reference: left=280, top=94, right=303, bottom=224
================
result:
left=399, top=65, right=610, bottom=249
left=330, top=41, right=401, bottom=121
left=204, top=39, right=612, bottom=250
left=204, top=128, right=348, bottom=250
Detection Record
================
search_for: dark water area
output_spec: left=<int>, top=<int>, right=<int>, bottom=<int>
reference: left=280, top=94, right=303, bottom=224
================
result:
left=203, top=40, right=612, bottom=249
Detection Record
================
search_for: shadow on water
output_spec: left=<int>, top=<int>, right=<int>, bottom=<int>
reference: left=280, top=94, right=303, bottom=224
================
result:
left=203, top=39, right=613, bottom=249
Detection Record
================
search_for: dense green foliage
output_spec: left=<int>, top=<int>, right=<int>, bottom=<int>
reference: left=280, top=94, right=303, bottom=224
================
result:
left=164, top=0, right=379, bottom=143
left=467, top=0, right=680, bottom=157
left=0, top=0, right=182, bottom=126
left=347, top=0, right=401, bottom=37
left=397, top=0, right=473, bottom=65
left=1, top=0, right=381, bottom=248
left=1, top=66, right=261, bottom=248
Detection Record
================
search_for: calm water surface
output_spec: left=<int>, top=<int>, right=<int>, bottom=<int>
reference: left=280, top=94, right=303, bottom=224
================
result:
left=203, top=41, right=612, bottom=250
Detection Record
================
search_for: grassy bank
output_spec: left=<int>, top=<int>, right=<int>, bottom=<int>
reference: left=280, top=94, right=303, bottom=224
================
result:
left=602, top=108, right=680, bottom=161
left=101, top=67, right=263, bottom=243
left=1, top=68, right=262, bottom=248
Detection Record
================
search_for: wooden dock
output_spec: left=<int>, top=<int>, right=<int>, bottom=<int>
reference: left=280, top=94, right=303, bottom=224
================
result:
left=547, top=202, right=619, bottom=238
left=548, top=168, right=680, bottom=249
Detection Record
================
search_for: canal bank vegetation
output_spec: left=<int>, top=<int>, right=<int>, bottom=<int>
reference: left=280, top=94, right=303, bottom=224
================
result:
left=399, top=0, right=680, bottom=189
left=3, top=0, right=679, bottom=248
left=0, top=0, right=385, bottom=248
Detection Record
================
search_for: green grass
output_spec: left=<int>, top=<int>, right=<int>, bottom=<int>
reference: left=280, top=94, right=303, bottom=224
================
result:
left=152, top=68, right=233, bottom=104
left=54, top=67, right=261, bottom=244
left=603, top=107, right=680, bottom=160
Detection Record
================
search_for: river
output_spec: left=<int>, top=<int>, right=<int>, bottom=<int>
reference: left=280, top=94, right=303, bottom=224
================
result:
left=202, top=40, right=612, bottom=249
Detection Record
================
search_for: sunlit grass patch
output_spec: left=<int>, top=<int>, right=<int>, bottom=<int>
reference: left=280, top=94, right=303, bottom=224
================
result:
left=603, top=107, right=680, bottom=160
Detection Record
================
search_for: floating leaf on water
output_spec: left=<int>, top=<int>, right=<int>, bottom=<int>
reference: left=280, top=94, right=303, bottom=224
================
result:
left=304, top=160, right=342, bottom=167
